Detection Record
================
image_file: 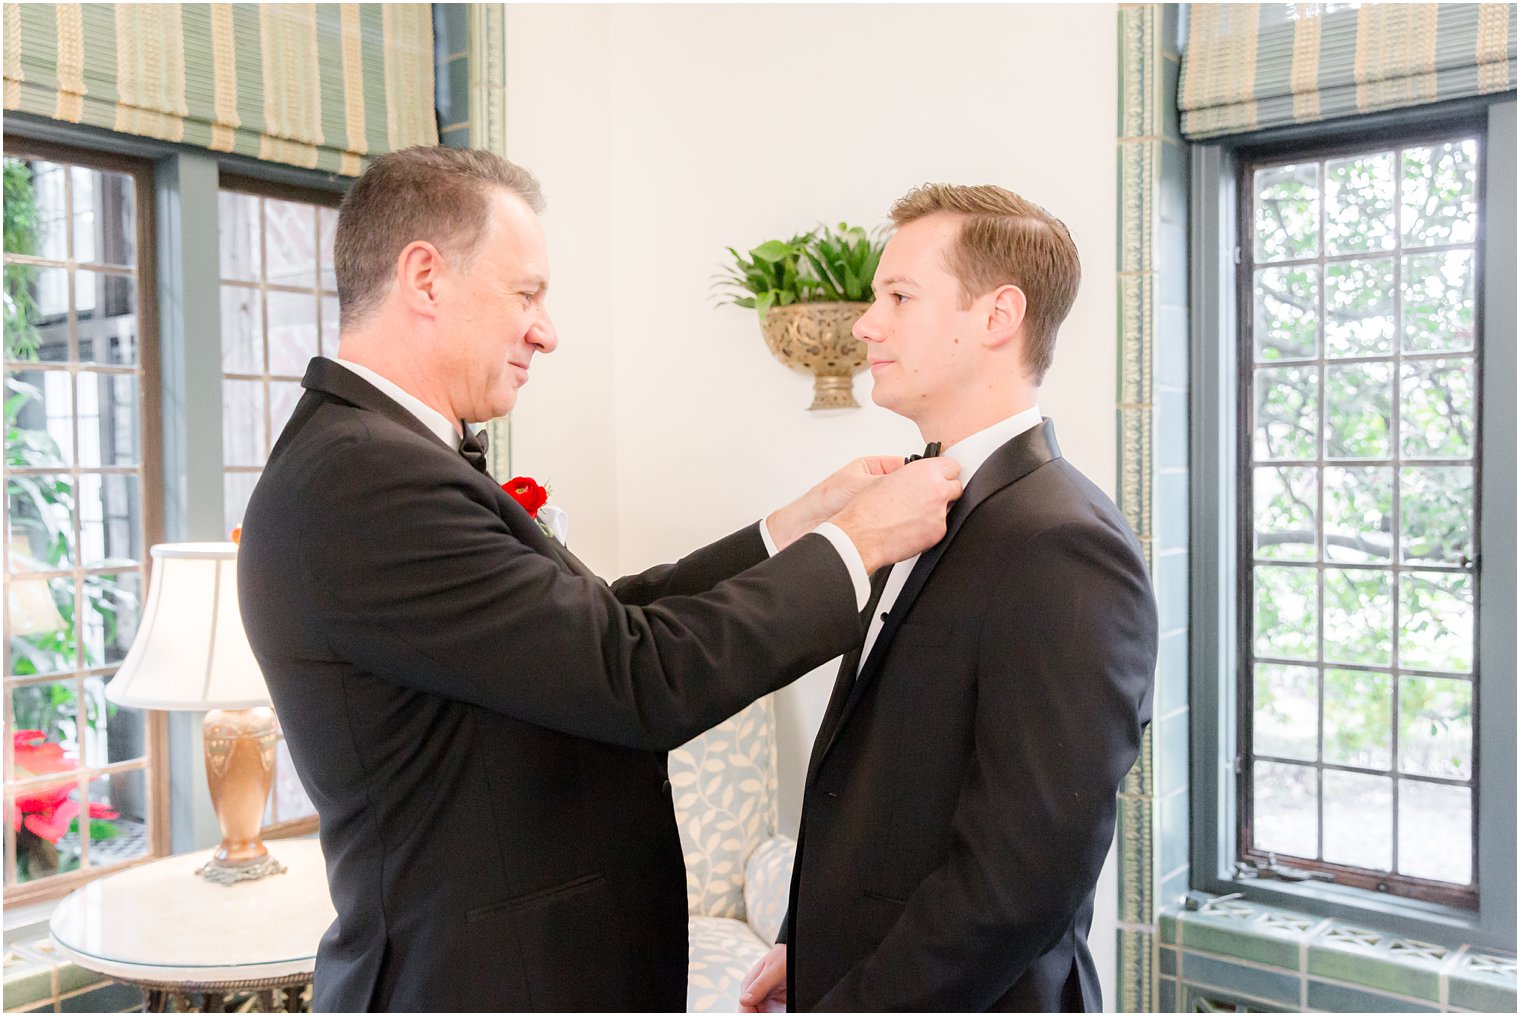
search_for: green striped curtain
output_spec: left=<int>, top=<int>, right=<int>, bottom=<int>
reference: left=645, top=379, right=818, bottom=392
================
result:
left=1181, top=3, right=1516, bottom=139
left=3, top=3, right=437, bottom=176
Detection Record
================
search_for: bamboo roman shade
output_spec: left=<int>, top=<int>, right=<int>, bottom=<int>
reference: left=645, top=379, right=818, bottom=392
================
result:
left=3, top=3, right=437, bottom=175
left=1180, top=3, right=1516, bottom=139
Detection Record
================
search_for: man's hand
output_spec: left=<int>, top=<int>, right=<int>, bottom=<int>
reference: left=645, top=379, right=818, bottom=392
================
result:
left=832, top=457, right=962, bottom=572
left=766, top=456, right=906, bottom=551
left=739, top=944, right=787, bottom=1013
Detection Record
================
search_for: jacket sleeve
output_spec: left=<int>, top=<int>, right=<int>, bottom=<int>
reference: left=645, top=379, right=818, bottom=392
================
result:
left=610, top=524, right=770, bottom=606
left=812, top=520, right=1157, bottom=1011
left=258, top=431, right=861, bottom=754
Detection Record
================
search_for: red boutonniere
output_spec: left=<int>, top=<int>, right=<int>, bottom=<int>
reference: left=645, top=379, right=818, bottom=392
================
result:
left=502, top=476, right=549, bottom=517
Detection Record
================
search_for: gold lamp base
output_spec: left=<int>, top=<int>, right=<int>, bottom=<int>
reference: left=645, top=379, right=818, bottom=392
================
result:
left=197, top=707, right=287, bottom=885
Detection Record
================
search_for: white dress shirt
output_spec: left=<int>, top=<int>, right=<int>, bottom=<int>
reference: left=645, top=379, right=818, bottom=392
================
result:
left=857, top=406, right=1043, bottom=672
left=331, top=358, right=869, bottom=605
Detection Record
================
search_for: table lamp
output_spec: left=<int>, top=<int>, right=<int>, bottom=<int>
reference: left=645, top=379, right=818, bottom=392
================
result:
left=105, top=542, right=287, bottom=885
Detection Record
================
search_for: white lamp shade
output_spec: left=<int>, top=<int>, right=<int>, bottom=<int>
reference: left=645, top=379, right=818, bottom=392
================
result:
left=105, top=543, right=271, bottom=711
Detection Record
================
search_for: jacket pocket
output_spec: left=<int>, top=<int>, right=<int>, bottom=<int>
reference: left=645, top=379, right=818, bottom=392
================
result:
left=466, top=871, right=603, bottom=922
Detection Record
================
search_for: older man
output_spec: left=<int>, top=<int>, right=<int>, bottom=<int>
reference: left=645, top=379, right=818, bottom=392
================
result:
left=237, top=147, right=960, bottom=1012
left=740, top=185, right=1158, bottom=1012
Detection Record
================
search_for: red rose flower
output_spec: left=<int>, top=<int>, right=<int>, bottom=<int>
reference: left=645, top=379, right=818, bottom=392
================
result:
left=11, top=730, right=118, bottom=843
left=503, top=476, right=548, bottom=517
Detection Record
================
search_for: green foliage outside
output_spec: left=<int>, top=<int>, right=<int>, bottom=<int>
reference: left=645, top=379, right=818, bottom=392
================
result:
left=1249, top=142, right=1479, bottom=881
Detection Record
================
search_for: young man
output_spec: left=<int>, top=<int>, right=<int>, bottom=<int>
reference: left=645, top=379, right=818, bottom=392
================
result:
left=741, top=185, right=1158, bottom=1012
left=236, top=147, right=961, bottom=1012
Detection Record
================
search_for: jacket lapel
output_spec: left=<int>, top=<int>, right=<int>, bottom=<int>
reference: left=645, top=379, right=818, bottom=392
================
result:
left=814, top=419, right=1063, bottom=772
left=301, top=357, right=576, bottom=569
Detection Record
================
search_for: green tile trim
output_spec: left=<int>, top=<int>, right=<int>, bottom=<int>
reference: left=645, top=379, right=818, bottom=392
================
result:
left=0, top=946, right=55, bottom=1011
left=1178, top=913, right=1303, bottom=970
left=1306, top=977, right=1439, bottom=1012
left=1307, top=925, right=1445, bottom=1002
left=1448, top=970, right=1519, bottom=1012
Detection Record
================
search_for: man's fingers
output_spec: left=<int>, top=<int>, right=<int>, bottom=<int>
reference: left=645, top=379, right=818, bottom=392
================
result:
left=862, top=454, right=905, bottom=476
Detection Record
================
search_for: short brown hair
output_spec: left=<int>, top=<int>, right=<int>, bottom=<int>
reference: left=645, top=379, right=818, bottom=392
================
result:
left=334, top=146, right=545, bottom=327
left=890, top=183, right=1080, bottom=384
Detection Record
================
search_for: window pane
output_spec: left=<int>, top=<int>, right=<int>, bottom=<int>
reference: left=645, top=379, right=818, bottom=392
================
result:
left=1401, top=141, right=1478, bottom=248
left=1398, top=781, right=1471, bottom=883
left=1254, top=466, right=1317, bottom=561
left=86, top=770, right=149, bottom=868
left=1324, top=258, right=1393, bottom=358
left=222, top=379, right=266, bottom=467
left=9, top=773, right=81, bottom=883
left=1400, top=359, right=1475, bottom=459
left=1254, top=163, right=1320, bottom=262
left=1323, top=771, right=1392, bottom=870
left=3, top=158, right=68, bottom=261
left=1323, top=668, right=1392, bottom=770
left=270, top=381, right=304, bottom=446
left=1399, top=571, right=1473, bottom=674
left=12, top=682, right=81, bottom=753
left=1254, top=566, right=1318, bottom=661
left=321, top=295, right=340, bottom=356
left=1325, top=152, right=1395, bottom=256
left=1402, top=250, right=1474, bottom=354
left=79, top=570, right=143, bottom=668
left=220, top=285, right=263, bottom=375
left=265, top=199, right=317, bottom=288
left=5, top=370, right=73, bottom=467
left=1322, top=466, right=1392, bottom=564
left=74, top=270, right=137, bottom=366
left=7, top=265, right=71, bottom=362
left=79, top=675, right=145, bottom=769
left=219, top=191, right=261, bottom=282
left=1255, top=366, right=1319, bottom=461
left=1323, top=568, right=1392, bottom=667
left=1325, top=362, right=1393, bottom=460
left=270, top=737, right=316, bottom=823
left=76, top=372, right=140, bottom=469
left=5, top=577, right=77, bottom=676
left=319, top=206, right=339, bottom=292
left=1398, top=676, right=1472, bottom=780
left=224, top=471, right=259, bottom=537
left=1254, top=664, right=1318, bottom=761
left=1254, top=266, right=1318, bottom=360
left=267, top=290, right=321, bottom=377
left=1400, top=466, right=1473, bottom=565
left=1253, top=761, right=1318, bottom=858
left=70, top=167, right=135, bottom=268
left=78, top=473, right=142, bottom=567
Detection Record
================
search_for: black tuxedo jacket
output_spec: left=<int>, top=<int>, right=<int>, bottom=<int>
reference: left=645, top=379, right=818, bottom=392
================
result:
left=237, top=358, right=862, bottom=1012
left=780, top=420, right=1157, bottom=1012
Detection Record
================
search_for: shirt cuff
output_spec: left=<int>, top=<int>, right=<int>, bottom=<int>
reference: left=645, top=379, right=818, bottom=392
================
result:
left=811, top=522, right=871, bottom=611
left=758, top=515, right=780, bottom=557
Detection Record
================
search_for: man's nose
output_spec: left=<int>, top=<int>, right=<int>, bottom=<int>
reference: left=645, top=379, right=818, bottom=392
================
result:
left=531, top=312, right=558, bottom=354
left=853, top=302, right=884, bottom=344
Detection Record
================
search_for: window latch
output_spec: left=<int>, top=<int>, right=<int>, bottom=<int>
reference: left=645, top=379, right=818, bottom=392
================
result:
left=1235, top=854, right=1334, bottom=883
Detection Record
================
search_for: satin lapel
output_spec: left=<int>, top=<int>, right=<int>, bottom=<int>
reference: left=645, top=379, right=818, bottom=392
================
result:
left=816, top=419, right=1063, bottom=768
left=303, top=357, right=580, bottom=574
left=301, top=356, right=450, bottom=452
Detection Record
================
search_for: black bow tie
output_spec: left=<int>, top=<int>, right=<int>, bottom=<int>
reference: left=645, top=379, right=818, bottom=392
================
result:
left=460, top=421, right=490, bottom=474
left=905, top=441, right=942, bottom=464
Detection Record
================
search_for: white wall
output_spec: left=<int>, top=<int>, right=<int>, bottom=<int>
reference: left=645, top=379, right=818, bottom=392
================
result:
left=507, top=3, right=1119, bottom=1005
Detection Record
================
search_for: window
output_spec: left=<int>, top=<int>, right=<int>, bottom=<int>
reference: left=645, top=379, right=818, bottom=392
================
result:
left=1237, top=127, right=1484, bottom=909
left=218, top=179, right=341, bottom=832
left=3, top=143, right=167, bottom=901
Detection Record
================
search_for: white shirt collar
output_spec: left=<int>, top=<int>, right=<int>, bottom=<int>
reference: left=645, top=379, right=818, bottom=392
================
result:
left=941, top=405, right=1043, bottom=486
left=333, top=357, right=463, bottom=449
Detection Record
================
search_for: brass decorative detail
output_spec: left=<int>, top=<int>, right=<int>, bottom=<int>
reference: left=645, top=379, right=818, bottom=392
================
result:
left=757, top=302, right=871, bottom=410
left=198, top=707, right=287, bottom=885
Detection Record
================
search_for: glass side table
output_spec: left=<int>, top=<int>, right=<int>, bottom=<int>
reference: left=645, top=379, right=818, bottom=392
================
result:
left=49, top=838, right=333, bottom=1013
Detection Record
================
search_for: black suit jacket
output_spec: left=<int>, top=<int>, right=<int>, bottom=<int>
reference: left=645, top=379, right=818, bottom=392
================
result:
left=237, top=358, right=862, bottom=1012
left=780, top=420, right=1157, bottom=1012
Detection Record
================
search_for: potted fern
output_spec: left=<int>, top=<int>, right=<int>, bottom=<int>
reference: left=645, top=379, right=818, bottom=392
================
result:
left=716, top=223, right=884, bottom=409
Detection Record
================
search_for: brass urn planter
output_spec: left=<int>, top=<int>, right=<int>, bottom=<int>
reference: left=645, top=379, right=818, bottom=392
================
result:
left=758, top=301, right=871, bottom=410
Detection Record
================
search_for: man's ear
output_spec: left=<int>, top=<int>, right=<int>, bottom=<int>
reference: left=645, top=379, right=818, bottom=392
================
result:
left=396, top=240, right=444, bottom=319
left=984, top=283, right=1027, bottom=351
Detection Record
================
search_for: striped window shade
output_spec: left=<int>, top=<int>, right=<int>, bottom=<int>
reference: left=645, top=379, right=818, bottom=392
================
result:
left=1180, top=3, right=1516, bottom=139
left=3, top=3, right=438, bottom=176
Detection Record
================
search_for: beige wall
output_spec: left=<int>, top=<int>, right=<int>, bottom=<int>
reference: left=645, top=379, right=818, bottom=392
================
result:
left=506, top=2, right=1120, bottom=1003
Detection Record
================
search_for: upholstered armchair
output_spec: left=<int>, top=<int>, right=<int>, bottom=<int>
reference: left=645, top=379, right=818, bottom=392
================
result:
left=671, top=697, right=796, bottom=1013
